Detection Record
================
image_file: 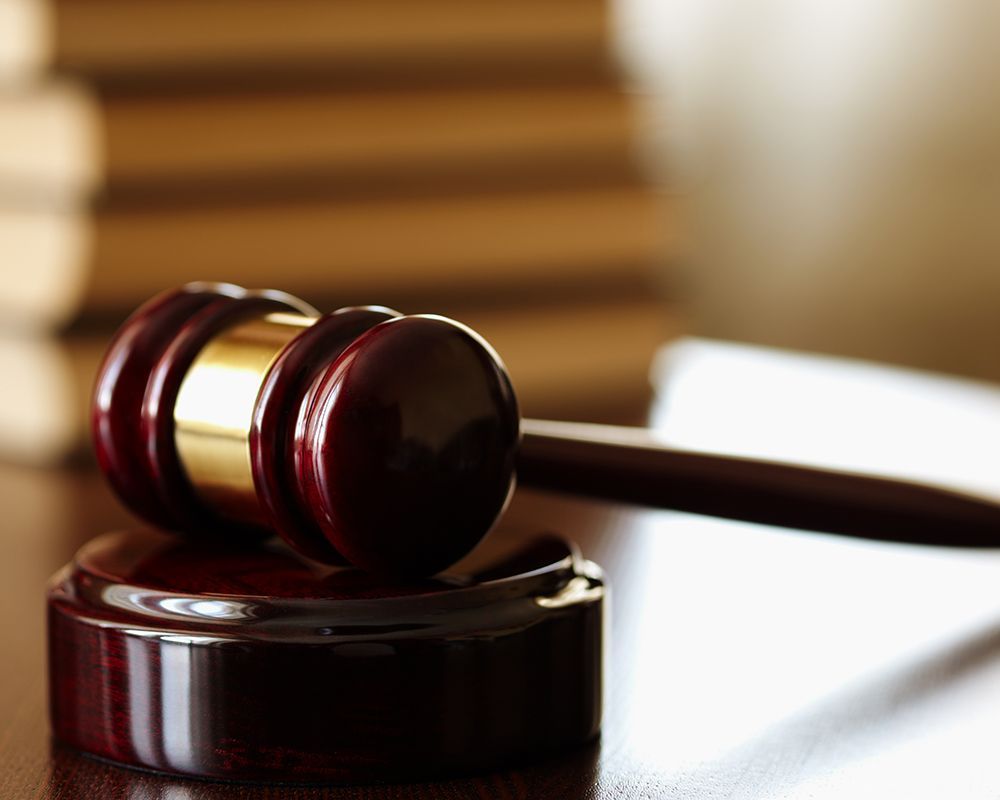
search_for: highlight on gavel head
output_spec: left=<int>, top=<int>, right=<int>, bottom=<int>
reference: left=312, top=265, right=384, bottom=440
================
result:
left=92, top=282, right=520, bottom=576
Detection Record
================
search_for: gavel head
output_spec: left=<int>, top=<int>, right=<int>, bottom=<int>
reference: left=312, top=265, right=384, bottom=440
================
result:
left=92, top=283, right=520, bottom=576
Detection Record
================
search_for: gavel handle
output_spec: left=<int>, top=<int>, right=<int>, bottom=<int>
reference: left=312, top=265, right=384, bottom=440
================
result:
left=517, top=419, right=1000, bottom=547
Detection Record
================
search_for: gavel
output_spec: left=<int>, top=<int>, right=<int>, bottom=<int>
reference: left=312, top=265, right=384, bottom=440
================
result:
left=93, top=282, right=1000, bottom=576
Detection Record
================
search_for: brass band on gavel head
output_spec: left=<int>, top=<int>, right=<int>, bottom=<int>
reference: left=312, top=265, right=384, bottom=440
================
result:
left=173, top=311, right=315, bottom=526
left=91, top=283, right=521, bottom=576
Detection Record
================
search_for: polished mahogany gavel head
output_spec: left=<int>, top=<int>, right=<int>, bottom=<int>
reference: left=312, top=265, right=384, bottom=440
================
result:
left=92, top=282, right=520, bottom=576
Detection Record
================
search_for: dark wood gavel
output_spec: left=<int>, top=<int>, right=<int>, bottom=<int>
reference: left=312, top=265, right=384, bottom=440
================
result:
left=93, top=283, right=1000, bottom=576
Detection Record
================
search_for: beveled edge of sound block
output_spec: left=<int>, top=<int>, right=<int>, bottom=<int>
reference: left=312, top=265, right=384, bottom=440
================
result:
left=47, top=530, right=605, bottom=784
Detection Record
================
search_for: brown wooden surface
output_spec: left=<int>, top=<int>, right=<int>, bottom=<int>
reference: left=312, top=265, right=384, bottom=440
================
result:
left=9, top=468, right=1000, bottom=799
left=9, top=341, right=1000, bottom=797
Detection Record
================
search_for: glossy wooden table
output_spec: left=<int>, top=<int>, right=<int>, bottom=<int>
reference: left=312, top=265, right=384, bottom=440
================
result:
left=8, top=340, right=1000, bottom=798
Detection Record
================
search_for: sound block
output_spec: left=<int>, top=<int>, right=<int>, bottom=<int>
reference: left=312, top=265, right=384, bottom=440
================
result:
left=47, top=529, right=604, bottom=784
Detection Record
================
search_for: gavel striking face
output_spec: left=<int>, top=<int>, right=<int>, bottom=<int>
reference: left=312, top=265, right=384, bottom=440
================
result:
left=95, top=283, right=1000, bottom=577
left=92, top=283, right=519, bottom=576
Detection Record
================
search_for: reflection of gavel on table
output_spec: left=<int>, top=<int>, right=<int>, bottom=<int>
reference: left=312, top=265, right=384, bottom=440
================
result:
left=94, top=282, right=1000, bottom=576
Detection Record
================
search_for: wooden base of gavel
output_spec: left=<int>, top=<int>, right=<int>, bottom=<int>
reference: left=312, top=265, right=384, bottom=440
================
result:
left=48, top=282, right=1000, bottom=783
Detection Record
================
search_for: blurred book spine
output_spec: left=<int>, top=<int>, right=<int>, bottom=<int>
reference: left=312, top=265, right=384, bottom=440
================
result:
left=0, top=0, right=675, bottom=464
left=1, top=0, right=615, bottom=86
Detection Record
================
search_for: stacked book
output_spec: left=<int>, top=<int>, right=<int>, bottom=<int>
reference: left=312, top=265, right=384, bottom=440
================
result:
left=0, top=0, right=674, bottom=465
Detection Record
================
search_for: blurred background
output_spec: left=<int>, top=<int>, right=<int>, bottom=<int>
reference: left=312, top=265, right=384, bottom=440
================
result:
left=0, top=0, right=674, bottom=466
left=0, top=0, right=998, bottom=468
left=621, top=0, right=1000, bottom=379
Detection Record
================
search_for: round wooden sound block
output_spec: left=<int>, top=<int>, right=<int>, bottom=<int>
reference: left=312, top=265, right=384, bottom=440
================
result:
left=47, top=530, right=604, bottom=784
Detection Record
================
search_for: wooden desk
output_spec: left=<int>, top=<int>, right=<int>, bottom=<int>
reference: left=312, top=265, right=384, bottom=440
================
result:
left=6, top=341, right=1000, bottom=798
